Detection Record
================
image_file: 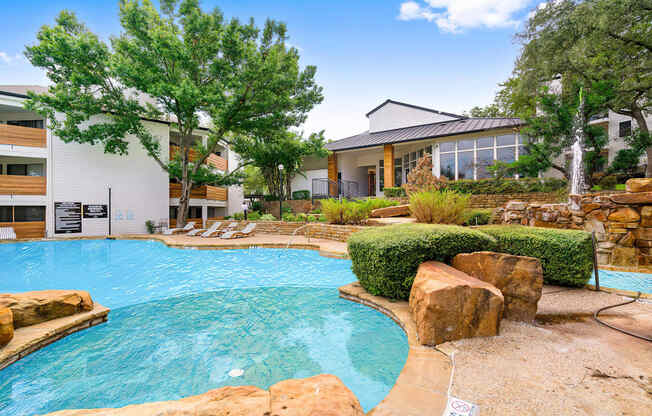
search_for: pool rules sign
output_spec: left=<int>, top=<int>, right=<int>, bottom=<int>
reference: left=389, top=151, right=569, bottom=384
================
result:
left=55, top=202, right=82, bottom=234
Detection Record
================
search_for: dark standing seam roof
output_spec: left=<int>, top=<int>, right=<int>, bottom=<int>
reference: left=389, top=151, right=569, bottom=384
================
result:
left=325, top=117, right=524, bottom=151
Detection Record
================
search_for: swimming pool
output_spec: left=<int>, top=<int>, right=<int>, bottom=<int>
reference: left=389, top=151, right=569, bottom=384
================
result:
left=0, top=240, right=408, bottom=415
left=589, top=269, right=652, bottom=295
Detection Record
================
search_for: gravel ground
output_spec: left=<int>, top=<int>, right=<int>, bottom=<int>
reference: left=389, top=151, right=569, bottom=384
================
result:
left=446, top=287, right=652, bottom=416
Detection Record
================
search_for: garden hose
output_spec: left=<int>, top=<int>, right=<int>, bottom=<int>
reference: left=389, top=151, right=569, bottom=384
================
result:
left=593, top=292, right=652, bottom=342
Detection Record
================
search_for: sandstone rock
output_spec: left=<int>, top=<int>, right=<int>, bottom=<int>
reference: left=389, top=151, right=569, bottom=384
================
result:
left=270, top=374, right=364, bottom=416
left=596, top=251, right=611, bottom=265
left=582, top=203, right=601, bottom=214
left=584, top=218, right=606, bottom=234
left=0, top=307, right=13, bottom=347
left=370, top=204, right=410, bottom=218
left=610, top=247, right=637, bottom=267
left=0, top=290, right=93, bottom=328
left=607, top=208, right=640, bottom=223
left=42, top=376, right=363, bottom=416
left=452, top=252, right=543, bottom=322
left=506, top=201, right=528, bottom=211
left=625, top=178, right=652, bottom=193
left=641, top=206, right=652, bottom=227
left=637, top=239, right=652, bottom=248
left=634, top=228, right=652, bottom=241
left=610, top=192, right=652, bottom=205
left=409, top=262, right=503, bottom=345
left=43, top=385, right=271, bottom=416
left=586, top=209, right=608, bottom=222
left=618, top=232, right=636, bottom=248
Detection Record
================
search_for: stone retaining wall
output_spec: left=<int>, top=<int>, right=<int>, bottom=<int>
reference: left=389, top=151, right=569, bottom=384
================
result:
left=223, top=221, right=367, bottom=242
left=497, top=179, right=652, bottom=267
left=262, top=199, right=317, bottom=214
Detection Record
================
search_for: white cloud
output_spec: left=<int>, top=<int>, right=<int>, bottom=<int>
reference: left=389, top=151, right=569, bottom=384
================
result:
left=0, top=52, right=24, bottom=64
left=398, top=0, right=533, bottom=33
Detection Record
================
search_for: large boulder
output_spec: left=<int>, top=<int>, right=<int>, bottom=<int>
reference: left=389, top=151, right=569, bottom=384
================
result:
left=610, top=192, right=652, bottom=205
left=0, top=290, right=93, bottom=328
left=409, top=261, right=503, bottom=345
left=0, top=307, right=13, bottom=347
left=270, top=374, right=364, bottom=416
left=625, top=178, right=652, bottom=193
left=370, top=204, right=410, bottom=218
left=42, top=375, right=362, bottom=416
left=452, top=251, right=543, bottom=322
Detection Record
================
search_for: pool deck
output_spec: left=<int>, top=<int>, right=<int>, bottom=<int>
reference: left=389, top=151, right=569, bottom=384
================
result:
left=0, top=303, right=109, bottom=371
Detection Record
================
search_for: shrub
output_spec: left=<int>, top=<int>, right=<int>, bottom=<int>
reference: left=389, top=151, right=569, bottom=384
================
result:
left=307, top=214, right=318, bottom=222
left=477, top=225, right=593, bottom=287
left=409, top=190, right=470, bottom=224
left=282, top=213, right=297, bottom=222
left=296, top=213, right=308, bottom=222
left=263, top=194, right=278, bottom=202
left=404, top=155, right=446, bottom=195
left=321, top=198, right=398, bottom=224
left=232, top=212, right=245, bottom=220
left=598, top=175, right=618, bottom=189
left=250, top=200, right=264, bottom=212
left=292, top=190, right=310, bottom=200
left=145, top=220, right=156, bottom=234
left=259, top=214, right=277, bottom=221
left=357, top=198, right=398, bottom=212
left=463, top=209, right=493, bottom=226
left=348, top=224, right=497, bottom=299
left=383, top=187, right=406, bottom=197
left=444, top=178, right=567, bottom=194
left=248, top=211, right=261, bottom=221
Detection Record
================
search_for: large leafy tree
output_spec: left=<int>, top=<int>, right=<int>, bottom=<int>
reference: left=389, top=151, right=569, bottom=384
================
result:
left=231, top=130, right=328, bottom=200
left=24, top=0, right=323, bottom=225
left=510, top=0, right=651, bottom=175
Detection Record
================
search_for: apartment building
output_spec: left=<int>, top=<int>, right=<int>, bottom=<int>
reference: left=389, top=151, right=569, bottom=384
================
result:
left=0, top=86, right=243, bottom=239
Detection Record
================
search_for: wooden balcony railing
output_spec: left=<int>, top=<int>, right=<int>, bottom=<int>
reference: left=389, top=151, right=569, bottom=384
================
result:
left=169, top=183, right=227, bottom=201
left=0, top=221, right=46, bottom=238
left=0, top=124, right=46, bottom=148
left=169, top=145, right=228, bottom=171
left=169, top=217, right=203, bottom=228
left=0, top=175, right=46, bottom=195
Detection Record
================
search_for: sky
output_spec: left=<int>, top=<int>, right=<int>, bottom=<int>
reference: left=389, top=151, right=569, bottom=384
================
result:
left=0, top=0, right=545, bottom=140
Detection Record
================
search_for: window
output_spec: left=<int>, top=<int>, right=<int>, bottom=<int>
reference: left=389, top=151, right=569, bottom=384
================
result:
left=0, top=206, right=11, bottom=222
left=378, top=160, right=384, bottom=191
left=619, top=120, right=632, bottom=138
left=477, top=137, right=493, bottom=148
left=6, top=120, right=44, bottom=129
left=189, top=206, right=202, bottom=219
left=476, top=149, right=493, bottom=179
left=440, top=153, right=455, bottom=180
left=497, top=147, right=515, bottom=164
left=457, top=151, right=474, bottom=179
left=13, top=206, right=45, bottom=222
left=207, top=207, right=220, bottom=218
left=169, top=206, right=178, bottom=220
left=7, top=164, right=27, bottom=176
left=496, top=134, right=516, bottom=146
left=27, top=164, right=43, bottom=176
left=394, top=158, right=403, bottom=186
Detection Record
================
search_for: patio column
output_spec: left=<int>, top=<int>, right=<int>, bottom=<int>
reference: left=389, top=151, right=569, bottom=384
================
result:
left=384, top=144, right=394, bottom=188
left=328, top=153, right=338, bottom=196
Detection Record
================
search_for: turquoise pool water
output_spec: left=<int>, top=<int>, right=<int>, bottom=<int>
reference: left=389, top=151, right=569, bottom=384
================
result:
left=0, top=240, right=408, bottom=415
left=590, top=269, right=652, bottom=294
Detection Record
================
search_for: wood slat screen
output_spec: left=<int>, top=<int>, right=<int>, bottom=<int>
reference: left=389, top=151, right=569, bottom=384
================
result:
left=0, top=221, right=45, bottom=238
left=169, top=183, right=227, bottom=201
left=0, top=124, right=46, bottom=148
left=0, top=175, right=46, bottom=195
left=169, top=145, right=227, bottom=171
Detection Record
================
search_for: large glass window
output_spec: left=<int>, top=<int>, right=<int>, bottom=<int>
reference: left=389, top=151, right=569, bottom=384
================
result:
left=458, top=139, right=474, bottom=150
left=378, top=160, right=384, bottom=191
left=457, top=151, right=474, bottom=179
left=394, top=158, right=403, bottom=186
left=13, top=206, right=45, bottom=222
left=477, top=137, right=493, bottom=148
left=440, top=153, right=455, bottom=180
left=0, top=206, right=11, bottom=222
left=476, top=149, right=494, bottom=179
left=497, top=134, right=516, bottom=146
left=7, top=164, right=27, bottom=176
left=440, top=141, right=456, bottom=152
left=497, top=147, right=515, bottom=164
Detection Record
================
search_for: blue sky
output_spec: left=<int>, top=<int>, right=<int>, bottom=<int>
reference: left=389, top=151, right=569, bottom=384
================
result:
left=0, top=0, right=543, bottom=139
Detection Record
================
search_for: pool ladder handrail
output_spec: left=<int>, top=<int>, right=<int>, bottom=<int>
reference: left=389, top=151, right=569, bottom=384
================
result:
left=286, top=223, right=311, bottom=249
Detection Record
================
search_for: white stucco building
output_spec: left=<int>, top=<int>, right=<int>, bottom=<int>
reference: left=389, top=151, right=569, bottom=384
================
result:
left=0, top=85, right=244, bottom=239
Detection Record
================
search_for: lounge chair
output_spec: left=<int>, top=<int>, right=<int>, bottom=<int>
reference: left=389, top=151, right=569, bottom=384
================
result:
left=220, top=223, right=256, bottom=239
left=199, top=221, right=223, bottom=238
left=186, top=227, right=207, bottom=236
left=163, top=221, right=196, bottom=235
left=0, top=227, right=17, bottom=240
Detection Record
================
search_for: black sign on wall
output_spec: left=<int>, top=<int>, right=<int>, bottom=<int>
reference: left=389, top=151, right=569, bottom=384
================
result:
left=83, top=204, right=108, bottom=219
left=55, top=202, right=82, bottom=234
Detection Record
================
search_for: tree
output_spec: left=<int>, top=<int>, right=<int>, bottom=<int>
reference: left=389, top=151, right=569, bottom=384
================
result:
left=230, top=130, right=328, bottom=199
left=242, top=166, right=267, bottom=195
left=24, top=0, right=323, bottom=226
left=507, top=83, right=609, bottom=183
left=513, top=0, right=651, bottom=175
left=463, top=103, right=508, bottom=118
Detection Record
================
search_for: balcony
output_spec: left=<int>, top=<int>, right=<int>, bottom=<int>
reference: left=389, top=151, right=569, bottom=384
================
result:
left=169, top=145, right=228, bottom=171
left=169, top=183, right=227, bottom=201
left=0, top=124, right=46, bottom=148
left=0, top=175, right=46, bottom=195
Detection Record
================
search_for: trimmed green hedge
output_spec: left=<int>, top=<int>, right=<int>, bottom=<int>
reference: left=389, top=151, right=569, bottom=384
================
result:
left=348, top=224, right=497, bottom=299
left=444, top=178, right=567, bottom=194
left=477, top=225, right=593, bottom=287
left=292, top=190, right=310, bottom=200
left=383, top=187, right=406, bottom=197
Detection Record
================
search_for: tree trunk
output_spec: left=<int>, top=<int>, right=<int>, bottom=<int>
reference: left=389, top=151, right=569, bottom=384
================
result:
left=176, top=142, right=192, bottom=227
left=631, top=107, right=651, bottom=177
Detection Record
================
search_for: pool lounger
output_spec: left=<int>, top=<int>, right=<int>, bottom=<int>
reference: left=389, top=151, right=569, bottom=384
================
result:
left=0, top=227, right=17, bottom=240
left=163, top=221, right=196, bottom=235
left=203, top=222, right=237, bottom=238
left=220, top=223, right=256, bottom=239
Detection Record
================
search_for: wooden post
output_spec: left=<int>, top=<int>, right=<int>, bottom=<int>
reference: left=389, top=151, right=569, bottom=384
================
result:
left=328, top=153, right=338, bottom=196
left=384, top=144, right=395, bottom=188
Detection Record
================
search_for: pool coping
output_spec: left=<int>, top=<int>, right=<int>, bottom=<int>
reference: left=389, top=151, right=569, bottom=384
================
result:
left=0, top=303, right=110, bottom=371
left=339, top=282, right=453, bottom=416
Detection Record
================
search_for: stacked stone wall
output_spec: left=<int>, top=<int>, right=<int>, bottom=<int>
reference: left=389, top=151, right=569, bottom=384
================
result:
left=221, top=221, right=366, bottom=242
left=497, top=179, right=652, bottom=267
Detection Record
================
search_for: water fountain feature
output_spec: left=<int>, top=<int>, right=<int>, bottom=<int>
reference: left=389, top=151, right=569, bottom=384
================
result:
left=569, top=88, right=589, bottom=210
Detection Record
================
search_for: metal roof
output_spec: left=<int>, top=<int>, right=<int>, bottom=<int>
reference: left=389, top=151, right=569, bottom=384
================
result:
left=326, top=117, right=524, bottom=151
left=365, top=99, right=464, bottom=119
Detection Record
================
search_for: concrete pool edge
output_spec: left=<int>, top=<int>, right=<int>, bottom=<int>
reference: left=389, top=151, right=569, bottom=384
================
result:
left=338, top=282, right=452, bottom=416
left=0, top=303, right=110, bottom=371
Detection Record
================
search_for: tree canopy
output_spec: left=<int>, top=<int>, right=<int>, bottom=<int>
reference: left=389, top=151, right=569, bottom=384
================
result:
left=24, top=0, right=323, bottom=224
